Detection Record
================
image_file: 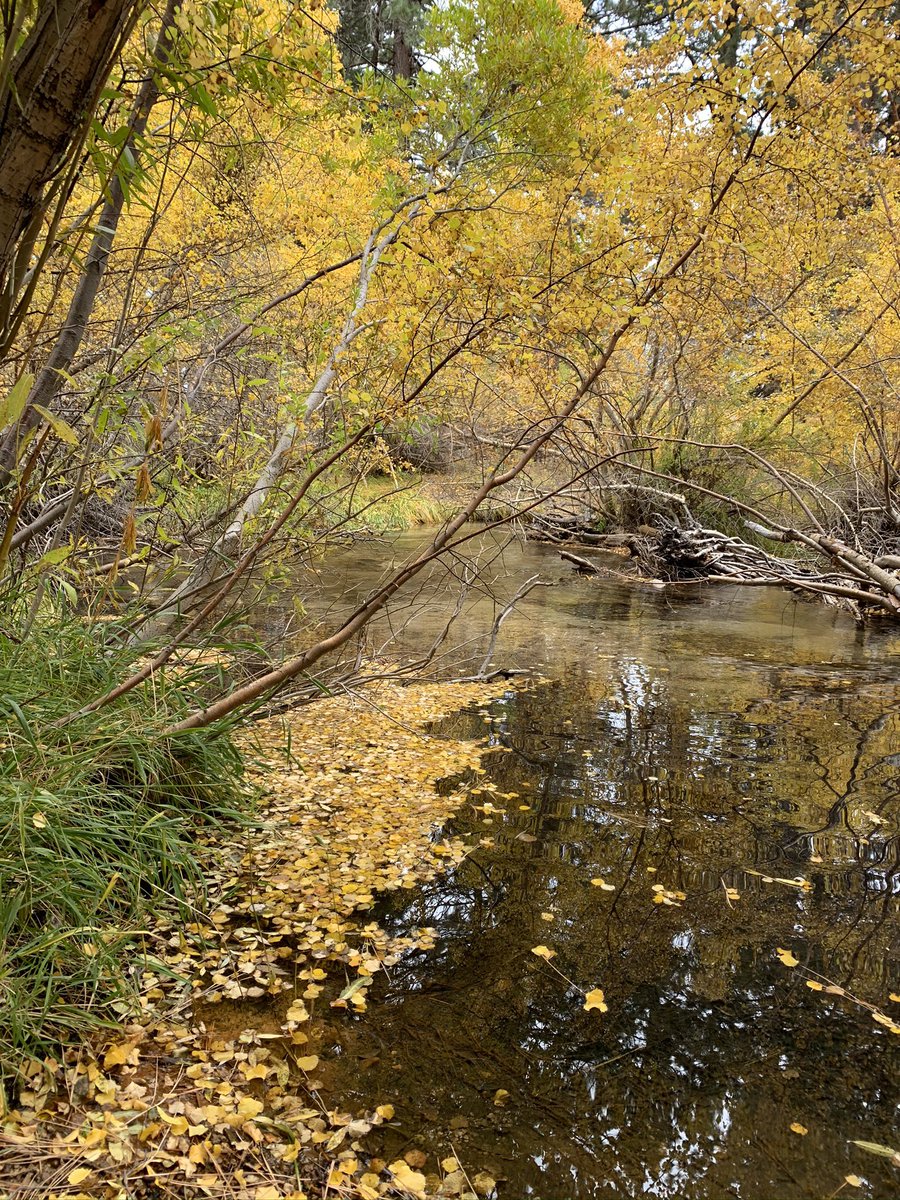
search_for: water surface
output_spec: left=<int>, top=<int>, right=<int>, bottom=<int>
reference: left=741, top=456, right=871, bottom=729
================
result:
left=301, top=531, right=899, bottom=1199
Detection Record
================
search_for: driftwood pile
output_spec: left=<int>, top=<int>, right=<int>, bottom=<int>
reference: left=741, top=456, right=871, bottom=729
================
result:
left=549, top=516, right=900, bottom=620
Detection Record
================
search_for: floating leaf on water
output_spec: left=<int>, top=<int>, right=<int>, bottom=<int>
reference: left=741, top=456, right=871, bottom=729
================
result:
left=590, top=878, right=615, bottom=890
left=442, top=1156, right=460, bottom=1172
left=473, top=1172, right=498, bottom=1196
left=295, top=1055, right=319, bottom=1071
left=584, top=988, right=608, bottom=1013
left=851, top=1139, right=900, bottom=1160
left=806, top=980, right=824, bottom=991
left=776, top=948, right=799, bottom=967
left=531, top=945, right=555, bottom=960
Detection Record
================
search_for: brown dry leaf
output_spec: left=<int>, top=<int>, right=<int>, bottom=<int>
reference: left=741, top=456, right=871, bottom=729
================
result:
left=404, top=1149, right=427, bottom=1168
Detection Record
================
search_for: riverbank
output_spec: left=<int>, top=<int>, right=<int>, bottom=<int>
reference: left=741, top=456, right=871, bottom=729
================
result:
left=0, top=680, right=515, bottom=1199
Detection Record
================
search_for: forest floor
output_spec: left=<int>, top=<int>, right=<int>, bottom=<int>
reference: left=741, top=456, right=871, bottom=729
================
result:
left=0, top=680, right=514, bottom=1200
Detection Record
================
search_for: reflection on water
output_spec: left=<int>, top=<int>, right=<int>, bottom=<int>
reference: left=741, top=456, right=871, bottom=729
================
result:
left=301, top=531, right=899, bottom=1199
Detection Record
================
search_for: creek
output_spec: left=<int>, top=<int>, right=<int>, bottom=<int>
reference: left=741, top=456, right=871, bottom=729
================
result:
left=292, top=529, right=899, bottom=1199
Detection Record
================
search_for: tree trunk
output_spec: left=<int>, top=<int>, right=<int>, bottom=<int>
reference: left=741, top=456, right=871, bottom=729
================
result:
left=0, top=0, right=142, bottom=353
left=0, top=0, right=174, bottom=480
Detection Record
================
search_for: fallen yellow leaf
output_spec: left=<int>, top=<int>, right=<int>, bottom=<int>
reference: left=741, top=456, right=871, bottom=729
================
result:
left=777, top=948, right=799, bottom=967
left=531, top=945, right=555, bottom=960
left=389, top=1160, right=427, bottom=1196
left=68, top=1169, right=92, bottom=1185
left=790, top=1122, right=808, bottom=1135
left=295, top=1055, right=319, bottom=1071
left=584, top=988, right=608, bottom=1013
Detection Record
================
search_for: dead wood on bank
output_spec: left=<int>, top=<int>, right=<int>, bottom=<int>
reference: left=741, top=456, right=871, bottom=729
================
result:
left=543, top=515, right=900, bottom=620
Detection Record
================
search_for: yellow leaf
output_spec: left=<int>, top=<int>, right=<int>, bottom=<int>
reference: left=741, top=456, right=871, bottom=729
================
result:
left=389, top=1161, right=427, bottom=1196
left=493, top=1089, right=509, bottom=1106
left=31, top=811, right=47, bottom=829
left=159, top=1113, right=189, bottom=1136
left=103, top=1041, right=135, bottom=1068
left=590, top=878, right=615, bottom=890
left=584, top=988, right=608, bottom=1013
left=540, top=912, right=555, bottom=921
left=256, top=1189, right=282, bottom=1200
left=776, top=948, right=799, bottom=967
left=295, top=1055, right=319, bottom=1071
left=845, top=1177, right=862, bottom=1188
left=531, top=945, right=555, bottom=960
left=33, top=403, right=79, bottom=446
left=441, top=1157, right=460, bottom=1172
left=790, top=1123, right=808, bottom=1135
left=806, top=980, right=824, bottom=991
left=236, top=1096, right=265, bottom=1119
left=375, top=1104, right=395, bottom=1120
left=889, top=993, right=900, bottom=1003
left=68, top=1169, right=92, bottom=1185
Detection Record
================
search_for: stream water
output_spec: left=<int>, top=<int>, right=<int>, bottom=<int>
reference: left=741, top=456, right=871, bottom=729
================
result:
left=295, top=530, right=900, bottom=1199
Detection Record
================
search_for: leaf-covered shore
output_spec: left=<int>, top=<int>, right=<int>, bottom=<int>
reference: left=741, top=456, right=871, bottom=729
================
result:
left=1, top=680, right=516, bottom=1199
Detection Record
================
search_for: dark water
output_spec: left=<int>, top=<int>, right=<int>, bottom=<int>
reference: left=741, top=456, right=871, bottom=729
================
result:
left=301, top=531, right=900, bottom=1199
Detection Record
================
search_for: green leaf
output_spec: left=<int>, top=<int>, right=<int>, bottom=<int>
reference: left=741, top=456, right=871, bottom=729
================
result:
left=36, top=544, right=72, bottom=569
left=32, top=404, right=79, bottom=446
left=0, top=373, right=33, bottom=431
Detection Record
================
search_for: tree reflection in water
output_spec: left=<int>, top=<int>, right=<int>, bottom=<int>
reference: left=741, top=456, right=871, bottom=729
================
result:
left=319, top=589, right=899, bottom=1200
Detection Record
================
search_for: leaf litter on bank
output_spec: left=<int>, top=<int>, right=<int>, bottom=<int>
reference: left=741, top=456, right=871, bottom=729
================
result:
left=0, top=679, right=517, bottom=1199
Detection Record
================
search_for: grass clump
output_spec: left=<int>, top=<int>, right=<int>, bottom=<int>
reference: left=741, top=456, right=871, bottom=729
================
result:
left=0, top=613, right=247, bottom=1089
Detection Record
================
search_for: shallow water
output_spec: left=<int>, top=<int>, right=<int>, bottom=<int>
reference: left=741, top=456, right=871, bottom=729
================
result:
left=300, top=530, right=900, bottom=1198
